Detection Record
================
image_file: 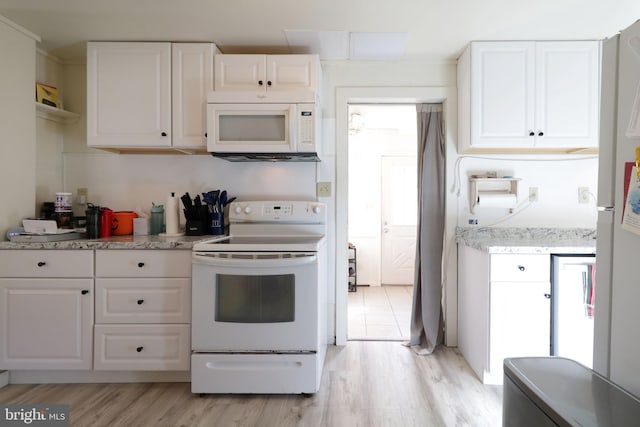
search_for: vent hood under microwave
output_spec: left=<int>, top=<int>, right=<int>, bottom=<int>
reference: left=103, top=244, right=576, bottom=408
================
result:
left=206, top=92, right=321, bottom=162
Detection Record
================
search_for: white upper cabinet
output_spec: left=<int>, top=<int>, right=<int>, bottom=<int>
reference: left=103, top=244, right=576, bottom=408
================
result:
left=87, top=42, right=172, bottom=148
left=215, top=54, right=318, bottom=94
left=87, top=42, right=217, bottom=151
left=172, top=43, right=215, bottom=149
left=458, top=41, right=600, bottom=152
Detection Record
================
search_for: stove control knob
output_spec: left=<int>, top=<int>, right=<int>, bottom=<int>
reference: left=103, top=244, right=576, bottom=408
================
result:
left=312, top=204, right=321, bottom=214
left=243, top=206, right=252, bottom=214
left=233, top=205, right=243, bottom=214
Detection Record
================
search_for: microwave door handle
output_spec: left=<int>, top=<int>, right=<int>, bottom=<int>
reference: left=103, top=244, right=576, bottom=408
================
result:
left=192, top=253, right=317, bottom=268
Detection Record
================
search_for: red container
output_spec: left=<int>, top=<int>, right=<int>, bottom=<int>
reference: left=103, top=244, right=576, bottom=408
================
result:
left=112, top=211, right=138, bottom=235
left=99, top=208, right=113, bottom=238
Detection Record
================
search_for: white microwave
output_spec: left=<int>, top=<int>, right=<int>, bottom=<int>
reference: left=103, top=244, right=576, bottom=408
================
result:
left=206, top=101, right=320, bottom=161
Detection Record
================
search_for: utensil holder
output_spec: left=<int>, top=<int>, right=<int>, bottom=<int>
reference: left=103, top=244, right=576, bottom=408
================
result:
left=209, top=211, right=224, bottom=235
left=185, top=220, right=206, bottom=236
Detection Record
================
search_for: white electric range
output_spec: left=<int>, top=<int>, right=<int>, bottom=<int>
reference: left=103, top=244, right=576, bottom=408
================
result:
left=191, top=200, right=327, bottom=394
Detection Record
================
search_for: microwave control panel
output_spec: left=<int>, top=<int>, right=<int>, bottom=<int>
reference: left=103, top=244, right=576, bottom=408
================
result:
left=298, top=105, right=316, bottom=148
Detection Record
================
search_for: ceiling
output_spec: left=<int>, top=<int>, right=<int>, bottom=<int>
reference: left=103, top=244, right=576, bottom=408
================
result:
left=1, top=0, right=639, bottom=63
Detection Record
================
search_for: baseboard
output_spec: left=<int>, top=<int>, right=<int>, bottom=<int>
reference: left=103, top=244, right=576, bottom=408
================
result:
left=8, top=370, right=189, bottom=384
left=0, top=370, right=8, bottom=388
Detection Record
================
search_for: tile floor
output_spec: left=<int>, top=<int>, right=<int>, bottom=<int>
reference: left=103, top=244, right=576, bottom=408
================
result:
left=348, top=285, right=413, bottom=341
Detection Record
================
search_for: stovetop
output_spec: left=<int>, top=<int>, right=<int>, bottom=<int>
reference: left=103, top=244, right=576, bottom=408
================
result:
left=192, top=234, right=326, bottom=252
left=192, top=201, right=327, bottom=253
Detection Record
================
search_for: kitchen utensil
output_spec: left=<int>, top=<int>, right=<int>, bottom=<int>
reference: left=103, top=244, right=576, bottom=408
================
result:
left=112, top=211, right=138, bottom=235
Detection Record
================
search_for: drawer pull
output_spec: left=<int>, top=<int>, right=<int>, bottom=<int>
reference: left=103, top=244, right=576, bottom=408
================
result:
left=137, top=299, right=144, bottom=305
left=517, top=265, right=525, bottom=271
left=81, top=289, right=89, bottom=295
left=137, top=262, right=145, bottom=268
left=37, top=261, right=46, bottom=267
left=136, top=346, right=144, bottom=353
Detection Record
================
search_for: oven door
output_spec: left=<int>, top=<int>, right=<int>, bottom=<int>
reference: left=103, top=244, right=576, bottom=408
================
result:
left=191, top=251, right=318, bottom=352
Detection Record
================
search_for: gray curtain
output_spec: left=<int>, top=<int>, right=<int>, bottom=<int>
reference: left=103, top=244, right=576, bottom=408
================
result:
left=407, top=103, right=445, bottom=355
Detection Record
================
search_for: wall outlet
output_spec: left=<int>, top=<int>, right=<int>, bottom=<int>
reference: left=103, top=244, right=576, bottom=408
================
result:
left=529, top=187, right=538, bottom=202
left=578, top=187, right=590, bottom=204
left=77, top=187, right=88, bottom=205
left=317, top=182, right=331, bottom=197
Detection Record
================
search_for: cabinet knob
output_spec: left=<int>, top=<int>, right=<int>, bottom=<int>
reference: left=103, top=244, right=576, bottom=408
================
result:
left=538, top=131, right=544, bottom=137
left=258, top=80, right=263, bottom=86
left=204, top=132, right=207, bottom=138
left=37, top=261, right=46, bottom=267
left=137, top=262, right=145, bottom=268
left=267, top=80, right=272, bottom=86
left=544, top=293, right=551, bottom=299
left=517, top=265, right=525, bottom=271
left=161, top=132, right=167, bottom=137
left=529, top=131, right=535, bottom=136
left=136, top=346, right=143, bottom=353
left=81, top=289, right=89, bottom=295
left=137, top=299, right=144, bottom=305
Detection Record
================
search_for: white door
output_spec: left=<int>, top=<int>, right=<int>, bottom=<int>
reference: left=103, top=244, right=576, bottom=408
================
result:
left=87, top=42, right=172, bottom=148
left=0, top=279, right=94, bottom=370
left=470, top=41, right=536, bottom=148
left=381, top=156, right=417, bottom=285
left=534, top=41, right=600, bottom=148
left=172, top=43, right=214, bottom=149
left=214, top=54, right=266, bottom=92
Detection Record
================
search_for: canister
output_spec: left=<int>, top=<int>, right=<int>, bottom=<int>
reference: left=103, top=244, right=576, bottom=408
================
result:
left=150, top=204, right=164, bottom=235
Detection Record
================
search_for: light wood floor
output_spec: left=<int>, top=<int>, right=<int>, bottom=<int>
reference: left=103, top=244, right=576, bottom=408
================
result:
left=0, top=342, right=502, bottom=426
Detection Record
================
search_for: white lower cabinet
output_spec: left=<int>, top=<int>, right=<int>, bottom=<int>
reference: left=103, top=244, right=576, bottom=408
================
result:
left=458, top=246, right=550, bottom=384
left=94, top=250, right=191, bottom=371
left=0, top=250, right=94, bottom=370
left=94, top=324, right=190, bottom=371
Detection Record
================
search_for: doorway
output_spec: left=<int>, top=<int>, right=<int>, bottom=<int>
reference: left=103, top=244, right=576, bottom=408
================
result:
left=347, top=104, right=417, bottom=340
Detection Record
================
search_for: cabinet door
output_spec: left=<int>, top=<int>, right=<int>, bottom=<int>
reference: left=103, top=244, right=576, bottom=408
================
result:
left=490, top=280, right=551, bottom=375
left=172, top=43, right=214, bottom=149
left=214, top=54, right=266, bottom=91
left=471, top=42, right=535, bottom=148
left=534, top=41, right=600, bottom=148
left=266, top=55, right=317, bottom=92
left=0, top=279, right=93, bottom=370
left=87, top=42, right=172, bottom=148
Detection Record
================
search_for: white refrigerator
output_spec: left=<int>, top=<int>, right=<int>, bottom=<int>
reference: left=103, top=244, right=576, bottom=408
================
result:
left=595, top=19, right=640, bottom=397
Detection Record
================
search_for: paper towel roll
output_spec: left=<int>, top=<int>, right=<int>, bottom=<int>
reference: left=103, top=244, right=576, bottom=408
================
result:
left=166, top=192, right=180, bottom=234
left=476, top=192, right=517, bottom=209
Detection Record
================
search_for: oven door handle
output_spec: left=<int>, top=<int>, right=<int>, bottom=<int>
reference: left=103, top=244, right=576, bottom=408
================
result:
left=192, top=252, right=317, bottom=268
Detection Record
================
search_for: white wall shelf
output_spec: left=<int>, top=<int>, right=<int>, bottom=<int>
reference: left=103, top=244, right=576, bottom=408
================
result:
left=35, top=102, right=80, bottom=124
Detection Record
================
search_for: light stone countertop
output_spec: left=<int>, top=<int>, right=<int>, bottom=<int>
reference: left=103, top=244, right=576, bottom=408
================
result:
left=0, top=234, right=220, bottom=250
left=456, top=227, right=597, bottom=254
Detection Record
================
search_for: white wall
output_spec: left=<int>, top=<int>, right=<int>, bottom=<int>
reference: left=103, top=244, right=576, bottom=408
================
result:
left=0, top=16, right=38, bottom=239
left=455, top=155, right=599, bottom=227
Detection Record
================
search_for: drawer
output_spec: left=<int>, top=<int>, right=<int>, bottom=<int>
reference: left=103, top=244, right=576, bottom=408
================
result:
left=0, top=250, right=93, bottom=278
left=95, top=278, right=191, bottom=324
left=490, top=254, right=549, bottom=282
left=95, top=250, right=191, bottom=277
left=93, top=324, right=190, bottom=371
